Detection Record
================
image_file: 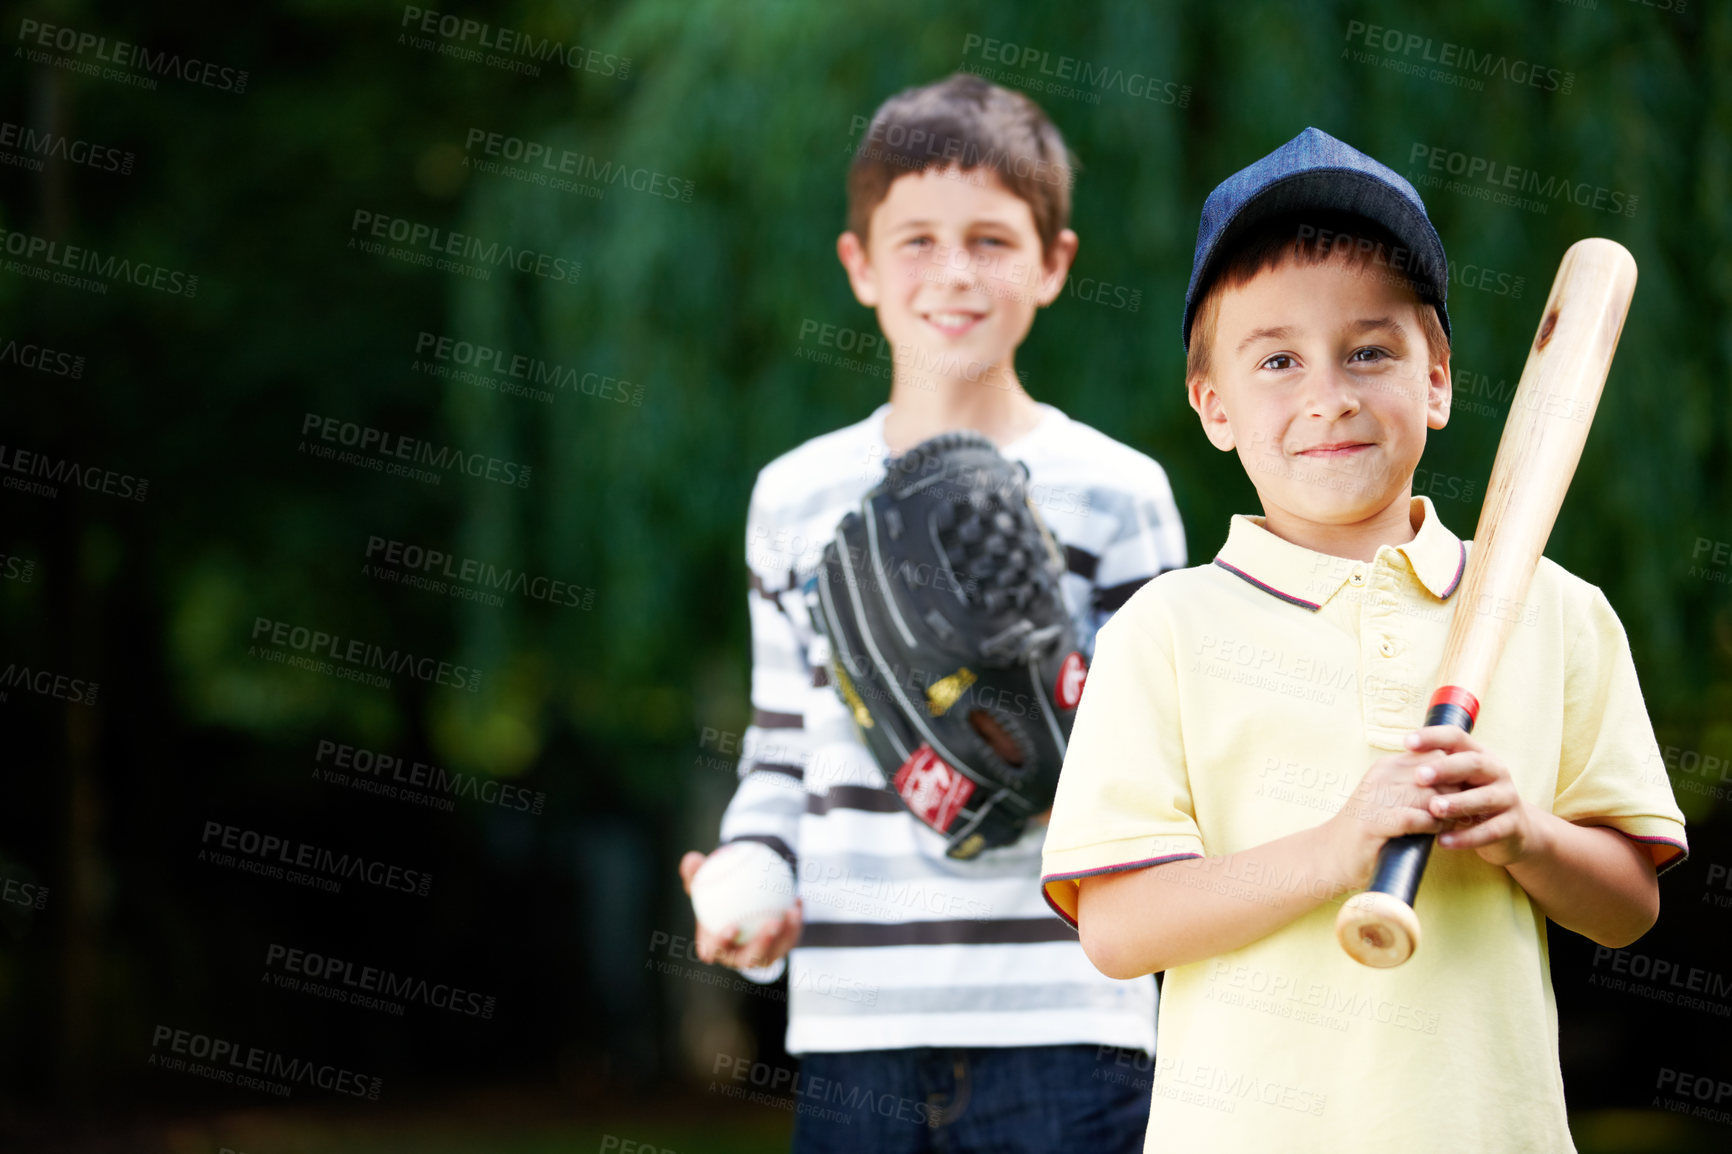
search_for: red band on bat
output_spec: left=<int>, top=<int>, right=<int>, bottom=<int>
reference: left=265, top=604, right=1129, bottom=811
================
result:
left=1428, top=685, right=1480, bottom=725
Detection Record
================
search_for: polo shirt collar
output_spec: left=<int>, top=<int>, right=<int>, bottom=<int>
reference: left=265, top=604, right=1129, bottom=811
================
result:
left=1213, top=495, right=1466, bottom=611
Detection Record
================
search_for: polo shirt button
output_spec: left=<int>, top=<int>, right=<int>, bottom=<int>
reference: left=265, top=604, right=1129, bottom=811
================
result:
left=1379, top=638, right=1397, bottom=657
left=1349, top=568, right=1367, bottom=587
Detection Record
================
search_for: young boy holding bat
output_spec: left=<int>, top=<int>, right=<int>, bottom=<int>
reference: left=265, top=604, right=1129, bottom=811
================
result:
left=1041, top=127, right=1688, bottom=1152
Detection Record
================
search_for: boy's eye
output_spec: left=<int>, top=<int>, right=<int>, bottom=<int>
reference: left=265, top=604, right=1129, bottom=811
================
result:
left=1260, top=353, right=1295, bottom=371
left=1349, top=346, right=1390, bottom=363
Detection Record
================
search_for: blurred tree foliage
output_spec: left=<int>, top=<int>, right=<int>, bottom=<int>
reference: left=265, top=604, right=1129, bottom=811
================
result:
left=1, top=0, right=1728, bottom=1119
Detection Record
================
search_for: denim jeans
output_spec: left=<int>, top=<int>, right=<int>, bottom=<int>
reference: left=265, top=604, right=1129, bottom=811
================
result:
left=789, top=1044, right=1151, bottom=1154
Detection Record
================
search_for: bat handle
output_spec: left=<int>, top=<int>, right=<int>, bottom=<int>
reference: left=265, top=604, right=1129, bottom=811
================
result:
left=1335, top=688, right=1480, bottom=968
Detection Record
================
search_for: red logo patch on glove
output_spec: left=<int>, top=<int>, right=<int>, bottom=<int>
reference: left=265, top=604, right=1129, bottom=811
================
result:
left=1055, top=651, right=1087, bottom=710
left=892, top=744, right=975, bottom=832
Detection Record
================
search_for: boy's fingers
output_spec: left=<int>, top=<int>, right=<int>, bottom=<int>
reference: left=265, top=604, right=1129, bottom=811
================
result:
left=695, top=922, right=736, bottom=964
left=774, top=904, right=804, bottom=952
left=740, top=918, right=782, bottom=968
left=736, top=904, right=804, bottom=969
left=1415, top=752, right=1492, bottom=787
left=1440, top=811, right=1513, bottom=849
left=1430, top=783, right=1511, bottom=820
left=1404, top=725, right=1479, bottom=754
left=1393, top=806, right=1447, bottom=838
left=679, top=851, right=707, bottom=893
left=1374, top=752, right=1461, bottom=793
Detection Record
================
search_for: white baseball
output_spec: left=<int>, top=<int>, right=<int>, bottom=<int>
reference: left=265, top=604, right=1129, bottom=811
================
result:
left=690, top=841, right=797, bottom=945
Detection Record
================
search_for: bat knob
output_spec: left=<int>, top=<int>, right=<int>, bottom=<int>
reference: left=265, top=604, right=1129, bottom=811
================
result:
left=1336, top=891, right=1421, bottom=968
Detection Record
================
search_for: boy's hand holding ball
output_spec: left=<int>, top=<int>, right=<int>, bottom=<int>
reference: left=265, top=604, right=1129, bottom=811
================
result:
left=679, top=843, right=802, bottom=971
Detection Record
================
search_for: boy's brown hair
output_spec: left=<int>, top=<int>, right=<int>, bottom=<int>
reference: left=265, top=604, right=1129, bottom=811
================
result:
left=846, top=73, right=1074, bottom=256
left=1186, top=210, right=1451, bottom=385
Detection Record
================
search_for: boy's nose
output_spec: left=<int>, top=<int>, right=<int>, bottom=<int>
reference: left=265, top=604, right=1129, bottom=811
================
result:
left=1302, top=369, right=1363, bottom=419
left=926, top=251, right=981, bottom=291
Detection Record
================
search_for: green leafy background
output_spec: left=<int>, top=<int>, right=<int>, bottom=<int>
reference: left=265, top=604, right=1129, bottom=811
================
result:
left=1, top=1, right=1727, bottom=1149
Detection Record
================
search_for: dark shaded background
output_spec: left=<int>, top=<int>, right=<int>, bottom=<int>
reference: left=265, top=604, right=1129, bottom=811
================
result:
left=2, top=1, right=1728, bottom=1150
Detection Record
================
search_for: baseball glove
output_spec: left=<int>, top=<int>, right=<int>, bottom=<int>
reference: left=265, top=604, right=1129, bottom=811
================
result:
left=805, top=431, right=1089, bottom=859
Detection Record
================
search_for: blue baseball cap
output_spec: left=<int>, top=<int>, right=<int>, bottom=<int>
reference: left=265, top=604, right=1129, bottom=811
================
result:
left=1182, top=127, right=1450, bottom=351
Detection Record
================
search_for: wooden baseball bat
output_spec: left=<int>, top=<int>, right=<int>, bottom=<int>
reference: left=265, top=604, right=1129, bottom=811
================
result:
left=1334, top=237, right=1638, bottom=968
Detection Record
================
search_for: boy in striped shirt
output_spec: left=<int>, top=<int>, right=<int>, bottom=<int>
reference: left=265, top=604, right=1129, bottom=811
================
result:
left=679, top=73, right=1186, bottom=1152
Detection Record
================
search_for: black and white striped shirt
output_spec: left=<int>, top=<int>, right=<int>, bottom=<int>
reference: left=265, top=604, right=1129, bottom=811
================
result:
left=721, top=401, right=1187, bottom=1054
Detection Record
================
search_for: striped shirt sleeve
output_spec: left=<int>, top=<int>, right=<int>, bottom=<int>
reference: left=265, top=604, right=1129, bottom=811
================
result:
left=715, top=479, right=815, bottom=871
left=1088, top=458, right=1187, bottom=638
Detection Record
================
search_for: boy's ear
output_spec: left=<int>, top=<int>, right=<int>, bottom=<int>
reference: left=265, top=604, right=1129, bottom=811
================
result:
left=1187, top=372, right=1236, bottom=451
left=1426, top=352, right=1453, bottom=430
left=1033, top=228, right=1080, bottom=307
left=836, top=231, right=878, bottom=307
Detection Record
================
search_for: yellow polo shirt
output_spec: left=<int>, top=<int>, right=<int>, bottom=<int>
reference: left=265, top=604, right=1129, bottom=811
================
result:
left=1042, top=496, right=1687, bottom=1154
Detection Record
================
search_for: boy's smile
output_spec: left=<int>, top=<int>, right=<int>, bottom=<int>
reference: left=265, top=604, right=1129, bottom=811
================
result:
left=839, top=165, right=1077, bottom=392
left=1189, top=252, right=1452, bottom=559
left=922, top=309, right=986, bottom=338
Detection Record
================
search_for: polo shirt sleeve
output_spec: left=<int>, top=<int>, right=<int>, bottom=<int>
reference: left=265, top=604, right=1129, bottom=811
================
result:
left=1553, top=585, right=1688, bottom=872
left=1041, top=593, right=1204, bottom=927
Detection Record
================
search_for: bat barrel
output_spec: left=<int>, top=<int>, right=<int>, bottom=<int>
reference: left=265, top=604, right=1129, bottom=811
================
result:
left=1334, top=691, right=1478, bottom=967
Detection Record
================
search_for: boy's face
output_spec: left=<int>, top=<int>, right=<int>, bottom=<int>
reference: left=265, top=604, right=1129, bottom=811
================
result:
left=837, top=166, right=1077, bottom=387
left=1188, top=251, right=1451, bottom=534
